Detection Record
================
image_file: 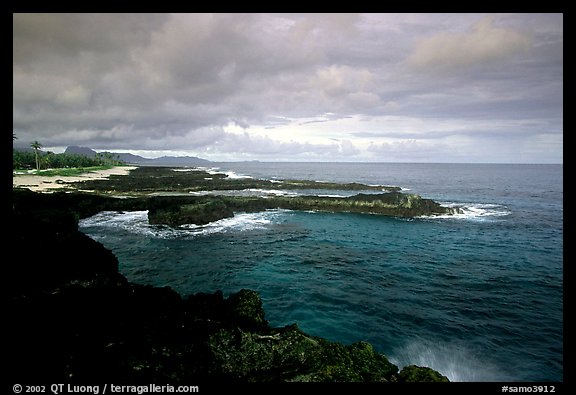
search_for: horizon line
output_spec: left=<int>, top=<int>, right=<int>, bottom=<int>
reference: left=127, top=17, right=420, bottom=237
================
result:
left=13, top=145, right=563, bottom=166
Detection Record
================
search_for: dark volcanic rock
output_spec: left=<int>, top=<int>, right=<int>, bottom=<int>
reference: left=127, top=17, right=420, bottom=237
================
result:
left=148, top=196, right=234, bottom=226
left=75, top=166, right=401, bottom=194
left=399, top=365, right=450, bottom=382
left=226, top=289, right=269, bottom=331
left=146, top=192, right=458, bottom=227
left=16, top=166, right=459, bottom=225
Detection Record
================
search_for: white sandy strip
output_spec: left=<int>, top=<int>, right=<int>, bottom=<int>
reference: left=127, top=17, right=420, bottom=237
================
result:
left=13, top=166, right=138, bottom=192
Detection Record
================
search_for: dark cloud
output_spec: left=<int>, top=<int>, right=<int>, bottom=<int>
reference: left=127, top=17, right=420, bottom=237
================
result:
left=12, top=13, right=562, bottom=163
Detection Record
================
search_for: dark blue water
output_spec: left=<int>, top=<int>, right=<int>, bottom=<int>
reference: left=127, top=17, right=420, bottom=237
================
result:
left=79, top=163, right=563, bottom=382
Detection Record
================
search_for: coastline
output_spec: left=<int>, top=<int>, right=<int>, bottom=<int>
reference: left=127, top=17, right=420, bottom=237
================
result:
left=12, top=166, right=138, bottom=192
left=12, top=165, right=460, bottom=221
left=10, top=188, right=450, bottom=382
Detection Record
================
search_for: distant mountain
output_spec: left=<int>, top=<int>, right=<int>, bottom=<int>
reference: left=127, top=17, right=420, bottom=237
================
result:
left=145, top=155, right=212, bottom=166
left=64, top=146, right=211, bottom=166
left=64, top=146, right=98, bottom=157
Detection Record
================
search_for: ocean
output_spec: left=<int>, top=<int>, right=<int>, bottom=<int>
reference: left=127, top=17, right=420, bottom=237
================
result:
left=79, top=163, right=563, bottom=382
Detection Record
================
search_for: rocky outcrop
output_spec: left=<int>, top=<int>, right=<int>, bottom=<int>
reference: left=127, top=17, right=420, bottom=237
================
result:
left=148, top=196, right=234, bottom=226
left=9, top=190, right=449, bottom=383
left=398, top=365, right=450, bottom=382
left=14, top=165, right=460, bottom=226
left=147, top=192, right=460, bottom=226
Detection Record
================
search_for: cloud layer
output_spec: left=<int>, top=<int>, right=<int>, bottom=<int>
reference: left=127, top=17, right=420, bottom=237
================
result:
left=13, top=13, right=563, bottom=163
left=407, top=15, right=532, bottom=70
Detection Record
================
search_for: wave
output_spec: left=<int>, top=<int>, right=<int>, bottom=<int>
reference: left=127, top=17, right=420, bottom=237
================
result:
left=222, top=171, right=253, bottom=179
left=180, top=210, right=288, bottom=235
left=79, top=210, right=148, bottom=229
left=79, top=209, right=289, bottom=239
left=194, top=166, right=253, bottom=179
left=388, top=340, right=509, bottom=382
left=185, top=188, right=355, bottom=198
left=79, top=211, right=179, bottom=239
left=367, top=184, right=405, bottom=191
left=245, top=189, right=299, bottom=197
left=316, top=194, right=349, bottom=198
left=430, top=202, right=511, bottom=221
left=187, top=189, right=300, bottom=198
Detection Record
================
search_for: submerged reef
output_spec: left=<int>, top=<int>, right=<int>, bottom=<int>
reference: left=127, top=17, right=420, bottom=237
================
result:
left=10, top=189, right=449, bottom=382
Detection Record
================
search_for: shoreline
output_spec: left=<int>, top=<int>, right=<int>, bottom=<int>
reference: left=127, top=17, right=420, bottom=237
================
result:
left=12, top=166, right=138, bottom=192
left=12, top=165, right=460, bottom=219
left=10, top=188, right=451, bottom=382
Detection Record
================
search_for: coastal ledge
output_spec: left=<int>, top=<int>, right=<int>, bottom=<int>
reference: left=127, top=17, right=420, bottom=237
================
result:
left=9, top=189, right=449, bottom=383
left=148, top=192, right=460, bottom=227
left=73, top=166, right=403, bottom=194
left=13, top=165, right=462, bottom=226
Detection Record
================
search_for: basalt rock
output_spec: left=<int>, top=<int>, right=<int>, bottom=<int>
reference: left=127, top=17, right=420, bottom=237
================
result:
left=75, top=166, right=401, bottom=194
left=398, top=365, right=450, bottom=382
left=147, top=192, right=460, bottom=227
left=148, top=196, right=234, bottom=226
left=15, top=166, right=460, bottom=227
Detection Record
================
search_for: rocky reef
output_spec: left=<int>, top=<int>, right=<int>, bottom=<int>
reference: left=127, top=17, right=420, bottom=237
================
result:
left=147, top=192, right=457, bottom=227
left=76, top=166, right=402, bottom=194
left=14, top=165, right=461, bottom=227
left=9, top=189, right=449, bottom=383
left=148, top=196, right=235, bottom=226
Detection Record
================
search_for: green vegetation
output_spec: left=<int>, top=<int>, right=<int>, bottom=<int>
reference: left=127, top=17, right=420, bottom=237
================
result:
left=15, top=166, right=116, bottom=177
left=398, top=365, right=450, bottom=382
left=13, top=148, right=124, bottom=171
left=30, top=141, right=42, bottom=171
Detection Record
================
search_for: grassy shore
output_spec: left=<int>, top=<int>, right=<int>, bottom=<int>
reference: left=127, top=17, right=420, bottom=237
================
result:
left=12, top=165, right=138, bottom=192
left=13, top=165, right=120, bottom=177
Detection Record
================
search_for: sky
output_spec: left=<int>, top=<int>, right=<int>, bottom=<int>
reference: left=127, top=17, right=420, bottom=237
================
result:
left=13, top=13, right=563, bottom=163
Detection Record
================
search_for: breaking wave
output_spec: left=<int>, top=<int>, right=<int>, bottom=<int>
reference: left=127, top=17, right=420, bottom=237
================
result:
left=194, top=166, right=253, bottom=179
left=79, top=209, right=289, bottom=240
left=432, top=202, right=512, bottom=221
left=388, top=340, right=509, bottom=382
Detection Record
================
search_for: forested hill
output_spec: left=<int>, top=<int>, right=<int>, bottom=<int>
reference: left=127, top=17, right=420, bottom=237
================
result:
left=65, top=146, right=211, bottom=166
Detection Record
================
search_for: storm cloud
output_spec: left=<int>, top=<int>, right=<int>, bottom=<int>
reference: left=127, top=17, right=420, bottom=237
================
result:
left=13, top=13, right=563, bottom=162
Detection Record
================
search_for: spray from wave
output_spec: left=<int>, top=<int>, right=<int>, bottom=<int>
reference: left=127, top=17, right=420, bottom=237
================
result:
left=430, top=202, right=512, bottom=221
left=79, top=209, right=289, bottom=239
left=388, top=340, right=509, bottom=382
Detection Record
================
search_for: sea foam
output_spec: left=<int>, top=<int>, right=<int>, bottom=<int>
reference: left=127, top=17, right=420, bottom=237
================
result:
left=79, top=209, right=289, bottom=240
left=389, top=340, right=508, bottom=382
left=429, top=202, right=512, bottom=221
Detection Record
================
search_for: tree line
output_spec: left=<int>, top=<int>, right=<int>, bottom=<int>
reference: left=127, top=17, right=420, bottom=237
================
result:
left=13, top=136, right=124, bottom=170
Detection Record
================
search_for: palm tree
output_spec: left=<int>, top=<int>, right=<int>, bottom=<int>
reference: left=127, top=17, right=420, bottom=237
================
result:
left=13, top=132, right=17, bottom=141
left=30, top=140, right=42, bottom=171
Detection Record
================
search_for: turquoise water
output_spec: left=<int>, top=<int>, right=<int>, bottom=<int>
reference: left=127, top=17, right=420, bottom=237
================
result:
left=79, top=163, right=563, bottom=382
